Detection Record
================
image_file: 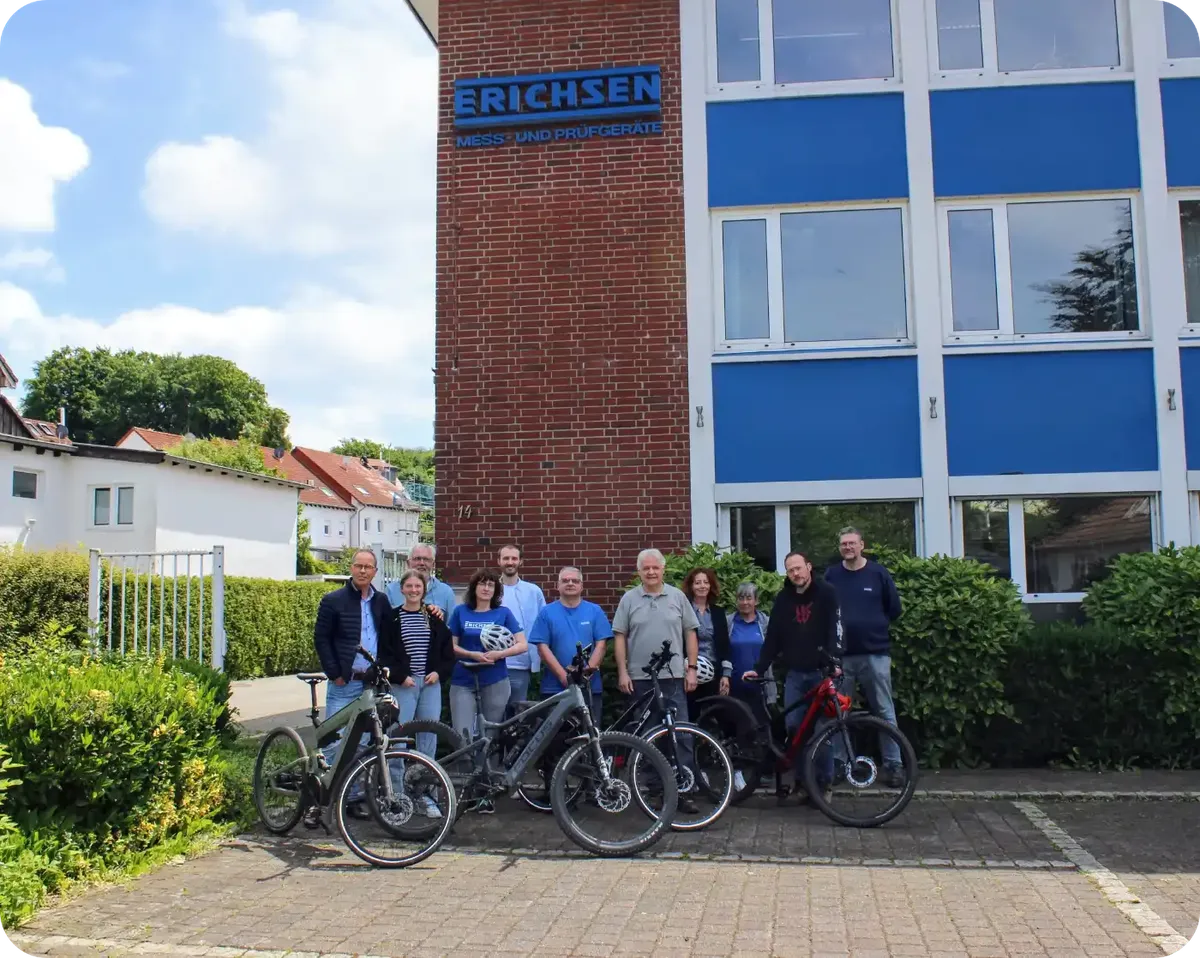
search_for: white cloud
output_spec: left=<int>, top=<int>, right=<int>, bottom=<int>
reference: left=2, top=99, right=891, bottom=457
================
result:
left=0, top=282, right=435, bottom=449
left=0, top=79, right=90, bottom=232
left=0, top=246, right=63, bottom=281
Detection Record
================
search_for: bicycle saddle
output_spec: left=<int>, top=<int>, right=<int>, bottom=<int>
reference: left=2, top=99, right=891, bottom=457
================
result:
left=296, top=672, right=327, bottom=683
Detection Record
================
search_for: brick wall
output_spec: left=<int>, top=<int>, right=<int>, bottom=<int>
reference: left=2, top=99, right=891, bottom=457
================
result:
left=434, top=0, right=691, bottom=611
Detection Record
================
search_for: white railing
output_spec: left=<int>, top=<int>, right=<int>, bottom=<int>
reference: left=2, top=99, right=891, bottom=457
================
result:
left=87, top=546, right=227, bottom=672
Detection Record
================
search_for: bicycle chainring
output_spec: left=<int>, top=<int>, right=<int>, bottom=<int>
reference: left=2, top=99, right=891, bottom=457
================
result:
left=845, top=756, right=878, bottom=788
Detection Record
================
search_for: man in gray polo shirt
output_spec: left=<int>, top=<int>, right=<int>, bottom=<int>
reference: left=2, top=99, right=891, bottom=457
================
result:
left=613, top=548, right=700, bottom=810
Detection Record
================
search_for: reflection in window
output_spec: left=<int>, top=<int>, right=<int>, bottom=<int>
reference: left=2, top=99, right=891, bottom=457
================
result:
left=948, top=209, right=1000, bottom=331
left=1008, top=199, right=1138, bottom=334
left=772, top=0, right=894, bottom=83
left=94, top=488, right=111, bottom=526
left=1181, top=201, right=1200, bottom=326
left=716, top=0, right=762, bottom=82
left=12, top=471, right=37, bottom=499
left=731, top=505, right=777, bottom=572
left=789, top=501, right=917, bottom=574
left=936, top=0, right=984, bottom=70
left=1024, top=496, right=1152, bottom=594
left=723, top=219, right=770, bottom=340
left=962, top=500, right=1011, bottom=579
left=994, top=0, right=1119, bottom=72
left=117, top=486, right=134, bottom=525
left=1165, top=2, right=1200, bottom=59
left=780, top=208, right=908, bottom=342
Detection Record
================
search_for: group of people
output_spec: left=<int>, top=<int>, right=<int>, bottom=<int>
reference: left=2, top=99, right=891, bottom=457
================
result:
left=312, top=529, right=905, bottom=818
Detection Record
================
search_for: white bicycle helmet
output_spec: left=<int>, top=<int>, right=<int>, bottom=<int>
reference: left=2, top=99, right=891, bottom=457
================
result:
left=695, top=656, right=716, bottom=684
left=479, top=623, right=516, bottom=652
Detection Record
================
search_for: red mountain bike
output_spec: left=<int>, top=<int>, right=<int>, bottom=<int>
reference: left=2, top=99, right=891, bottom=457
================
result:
left=694, top=665, right=918, bottom=828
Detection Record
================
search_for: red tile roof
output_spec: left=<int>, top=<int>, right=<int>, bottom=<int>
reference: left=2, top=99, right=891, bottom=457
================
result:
left=21, top=417, right=72, bottom=445
left=292, top=447, right=411, bottom=510
left=115, top=426, right=199, bottom=451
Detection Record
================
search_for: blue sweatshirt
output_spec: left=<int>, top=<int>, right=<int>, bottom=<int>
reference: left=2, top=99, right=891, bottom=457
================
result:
left=823, top=560, right=901, bottom=655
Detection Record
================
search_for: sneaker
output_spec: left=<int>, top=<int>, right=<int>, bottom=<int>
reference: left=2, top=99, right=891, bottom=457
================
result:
left=302, top=805, right=322, bottom=829
left=678, top=794, right=700, bottom=815
left=821, top=785, right=834, bottom=805
left=477, top=798, right=495, bottom=815
left=420, top=794, right=443, bottom=819
left=733, top=770, right=747, bottom=793
left=884, top=764, right=905, bottom=789
left=344, top=799, right=370, bottom=820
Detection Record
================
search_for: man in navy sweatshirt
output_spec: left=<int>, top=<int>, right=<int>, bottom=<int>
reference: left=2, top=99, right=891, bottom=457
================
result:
left=824, top=527, right=904, bottom=787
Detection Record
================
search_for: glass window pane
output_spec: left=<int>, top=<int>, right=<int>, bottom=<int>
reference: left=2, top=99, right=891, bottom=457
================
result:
left=716, top=0, right=762, bottom=81
left=1008, top=199, right=1139, bottom=334
left=12, top=471, right=37, bottom=499
left=1181, top=201, right=1200, bottom=325
left=94, top=488, right=111, bottom=525
left=772, top=0, right=894, bottom=82
left=994, top=0, right=1120, bottom=72
left=948, top=209, right=1000, bottom=331
left=789, top=501, right=917, bottom=575
left=732, top=505, right=777, bottom=571
left=117, top=487, right=134, bottom=525
left=936, top=0, right=984, bottom=70
left=1165, top=2, right=1200, bottom=59
left=722, top=219, right=770, bottom=339
left=1023, top=496, right=1153, bottom=594
left=961, top=499, right=1011, bottom=578
left=781, top=208, right=907, bottom=342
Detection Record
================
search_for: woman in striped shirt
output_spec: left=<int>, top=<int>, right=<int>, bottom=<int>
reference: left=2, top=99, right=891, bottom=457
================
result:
left=393, top=569, right=455, bottom=817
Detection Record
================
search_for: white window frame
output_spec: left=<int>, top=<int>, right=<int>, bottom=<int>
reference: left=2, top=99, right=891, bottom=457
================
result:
left=714, top=202, right=915, bottom=352
left=938, top=193, right=1148, bottom=345
left=1173, top=189, right=1200, bottom=332
left=1161, top=0, right=1200, bottom=74
left=706, top=0, right=903, bottom=98
left=323, top=522, right=331, bottom=535
left=90, top=485, right=136, bottom=529
left=952, top=493, right=1159, bottom=602
left=925, top=0, right=1132, bottom=87
left=11, top=469, right=38, bottom=500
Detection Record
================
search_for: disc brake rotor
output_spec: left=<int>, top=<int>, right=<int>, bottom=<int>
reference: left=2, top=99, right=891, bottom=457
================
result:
left=846, top=756, right=878, bottom=788
left=595, top=779, right=632, bottom=813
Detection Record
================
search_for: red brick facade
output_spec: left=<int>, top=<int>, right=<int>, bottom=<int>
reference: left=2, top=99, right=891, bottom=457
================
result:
left=434, top=0, right=691, bottom=610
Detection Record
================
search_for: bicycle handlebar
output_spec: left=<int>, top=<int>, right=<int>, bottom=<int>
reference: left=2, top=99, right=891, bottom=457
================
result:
left=643, top=639, right=675, bottom=676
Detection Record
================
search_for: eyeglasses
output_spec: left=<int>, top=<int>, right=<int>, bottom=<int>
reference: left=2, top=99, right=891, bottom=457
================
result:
left=560, top=578, right=582, bottom=584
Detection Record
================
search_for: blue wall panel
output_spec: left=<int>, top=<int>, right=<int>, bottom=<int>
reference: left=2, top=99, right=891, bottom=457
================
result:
left=708, top=95, right=909, bottom=208
left=712, top=357, right=921, bottom=483
left=944, top=350, right=1157, bottom=476
left=1162, top=79, right=1200, bottom=187
left=930, top=83, right=1140, bottom=197
left=1180, top=347, right=1200, bottom=469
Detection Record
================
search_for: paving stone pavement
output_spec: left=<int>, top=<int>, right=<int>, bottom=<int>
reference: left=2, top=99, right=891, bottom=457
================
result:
left=9, top=799, right=1198, bottom=958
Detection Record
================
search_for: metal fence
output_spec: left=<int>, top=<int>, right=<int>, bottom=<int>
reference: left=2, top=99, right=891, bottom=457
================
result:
left=374, top=546, right=406, bottom=588
left=87, top=546, right=228, bottom=672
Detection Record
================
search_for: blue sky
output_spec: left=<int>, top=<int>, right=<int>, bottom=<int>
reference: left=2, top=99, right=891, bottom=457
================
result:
left=0, top=0, right=438, bottom=449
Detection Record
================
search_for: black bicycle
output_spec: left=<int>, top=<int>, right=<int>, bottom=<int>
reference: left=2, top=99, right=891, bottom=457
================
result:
left=393, top=644, right=680, bottom=856
left=511, top=640, right=734, bottom=832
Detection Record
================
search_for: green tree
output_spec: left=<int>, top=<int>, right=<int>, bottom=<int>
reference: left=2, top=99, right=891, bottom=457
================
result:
left=331, top=438, right=434, bottom=484
left=295, top=506, right=326, bottom=575
left=22, top=347, right=289, bottom=447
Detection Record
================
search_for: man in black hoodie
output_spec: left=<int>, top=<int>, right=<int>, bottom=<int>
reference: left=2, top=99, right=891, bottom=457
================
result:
left=743, top=550, right=843, bottom=803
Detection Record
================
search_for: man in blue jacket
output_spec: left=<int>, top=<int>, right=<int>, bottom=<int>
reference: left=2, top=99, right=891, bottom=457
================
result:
left=823, top=527, right=904, bottom=787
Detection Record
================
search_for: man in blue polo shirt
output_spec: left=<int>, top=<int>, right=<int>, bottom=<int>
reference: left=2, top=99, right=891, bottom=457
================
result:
left=528, top=566, right=611, bottom=724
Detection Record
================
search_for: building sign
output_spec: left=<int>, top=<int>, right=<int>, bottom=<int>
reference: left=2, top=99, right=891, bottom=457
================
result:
left=453, top=65, right=663, bottom=148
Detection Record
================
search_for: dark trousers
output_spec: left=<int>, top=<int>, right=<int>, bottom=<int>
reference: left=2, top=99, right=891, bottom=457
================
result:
left=632, top=677, right=694, bottom=768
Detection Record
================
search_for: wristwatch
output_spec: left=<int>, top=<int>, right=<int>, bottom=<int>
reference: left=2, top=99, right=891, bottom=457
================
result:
left=687, top=663, right=697, bottom=671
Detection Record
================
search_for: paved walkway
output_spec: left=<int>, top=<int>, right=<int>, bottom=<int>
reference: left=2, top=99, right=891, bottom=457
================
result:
left=9, top=796, right=1198, bottom=957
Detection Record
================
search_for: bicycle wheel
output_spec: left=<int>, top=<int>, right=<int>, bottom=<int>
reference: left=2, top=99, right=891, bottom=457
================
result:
left=511, top=716, right=586, bottom=813
left=632, top=723, right=734, bottom=832
left=549, top=730, right=678, bottom=857
left=801, top=713, right=919, bottom=828
left=695, top=696, right=766, bottom=804
left=389, top=719, right=471, bottom=821
left=334, top=747, right=457, bottom=867
left=253, top=726, right=307, bottom=834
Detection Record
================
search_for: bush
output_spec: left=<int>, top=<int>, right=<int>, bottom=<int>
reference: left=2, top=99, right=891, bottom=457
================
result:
left=167, top=657, right=237, bottom=743
left=222, top=577, right=340, bottom=679
left=0, top=548, right=88, bottom=657
left=0, top=745, right=50, bottom=928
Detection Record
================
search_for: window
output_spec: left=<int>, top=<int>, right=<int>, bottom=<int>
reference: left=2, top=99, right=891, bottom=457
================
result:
left=364, top=518, right=370, bottom=531
left=323, top=523, right=331, bottom=535
left=377, top=520, right=383, bottom=533
left=730, top=505, right=777, bottom=571
left=717, top=206, right=911, bottom=346
left=1180, top=200, right=1200, bottom=325
left=116, top=487, right=134, bottom=525
left=932, top=0, right=1122, bottom=76
left=94, top=486, right=134, bottom=526
left=713, top=0, right=897, bottom=87
left=338, top=523, right=345, bottom=537
left=942, top=197, right=1140, bottom=339
left=790, top=501, right=918, bottom=573
left=12, top=470, right=37, bottom=499
left=958, top=495, right=1154, bottom=600
left=93, top=488, right=111, bottom=525
left=1165, top=2, right=1200, bottom=60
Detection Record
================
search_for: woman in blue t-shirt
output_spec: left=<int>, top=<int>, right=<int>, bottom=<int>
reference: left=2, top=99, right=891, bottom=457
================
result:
left=447, top=570, right=527, bottom=810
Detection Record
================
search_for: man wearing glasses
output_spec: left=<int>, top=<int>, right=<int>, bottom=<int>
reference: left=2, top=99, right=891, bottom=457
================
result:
left=528, top=566, right=611, bottom=724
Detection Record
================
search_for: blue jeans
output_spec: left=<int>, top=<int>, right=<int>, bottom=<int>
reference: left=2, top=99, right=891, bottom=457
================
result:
left=507, top=668, right=532, bottom=708
left=323, top=679, right=368, bottom=799
left=840, top=654, right=902, bottom=767
left=395, top=677, right=443, bottom=757
left=784, top=670, right=834, bottom=789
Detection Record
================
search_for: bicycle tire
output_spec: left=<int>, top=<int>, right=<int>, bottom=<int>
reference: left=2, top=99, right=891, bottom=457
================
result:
left=549, top=730, right=678, bottom=857
left=694, top=696, right=766, bottom=804
left=389, top=719, right=470, bottom=821
left=253, top=726, right=307, bottom=834
left=801, top=713, right=919, bottom=828
left=333, top=747, right=457, bottom=867
left=633, top=723, right=734, bottom=832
